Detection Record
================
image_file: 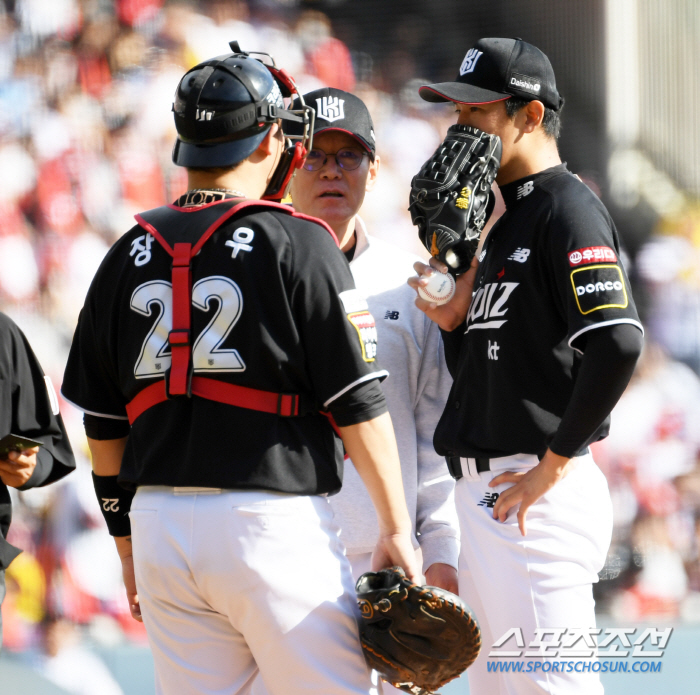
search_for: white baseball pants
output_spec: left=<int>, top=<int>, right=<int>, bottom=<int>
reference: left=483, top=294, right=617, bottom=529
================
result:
left=130, top=487, right=374, bottom=695
left=455, top=453, right=613, bottom=695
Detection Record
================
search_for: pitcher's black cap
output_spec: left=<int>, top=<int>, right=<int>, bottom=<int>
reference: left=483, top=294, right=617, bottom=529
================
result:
left=290, top=87, right=376, bottom=156
left=419, top=38, right=563, bottom=112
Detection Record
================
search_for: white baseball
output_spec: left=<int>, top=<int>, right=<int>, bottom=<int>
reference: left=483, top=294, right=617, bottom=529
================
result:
left=418, top=271, right=456, bottom=305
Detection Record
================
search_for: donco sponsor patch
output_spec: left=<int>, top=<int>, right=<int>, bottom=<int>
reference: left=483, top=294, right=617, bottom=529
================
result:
left=570, top=265, right=628, bottom=314
left=568, top=246, right=617, bottom=266
left=347, top=310, right=377, bottom=361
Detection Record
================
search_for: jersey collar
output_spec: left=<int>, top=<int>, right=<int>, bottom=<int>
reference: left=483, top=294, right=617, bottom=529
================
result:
left=349, top=215, right=370, bottom=264
left=175, top=189, right=245, bottom=208
left=498, top=163, right=569, bottom=210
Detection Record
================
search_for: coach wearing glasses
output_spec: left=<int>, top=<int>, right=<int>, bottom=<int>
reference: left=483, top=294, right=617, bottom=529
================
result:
left=289, top=88, right=459, bottom=609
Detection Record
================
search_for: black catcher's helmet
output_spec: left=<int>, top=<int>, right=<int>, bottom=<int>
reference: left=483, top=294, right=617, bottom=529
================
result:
left=172, top=41, right=314, bottom=200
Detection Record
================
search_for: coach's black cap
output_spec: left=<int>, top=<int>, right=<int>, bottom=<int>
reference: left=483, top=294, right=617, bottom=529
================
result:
left=419, top=38, right=564, bottom=112
left=291, top=87, right=376, bottom=156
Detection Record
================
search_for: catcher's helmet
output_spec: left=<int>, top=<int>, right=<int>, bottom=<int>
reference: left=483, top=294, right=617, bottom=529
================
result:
left=172, top=41, right=313, bottom=199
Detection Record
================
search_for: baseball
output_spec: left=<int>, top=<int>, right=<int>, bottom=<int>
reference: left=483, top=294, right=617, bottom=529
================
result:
left=418, top=271, right=456, bottom=305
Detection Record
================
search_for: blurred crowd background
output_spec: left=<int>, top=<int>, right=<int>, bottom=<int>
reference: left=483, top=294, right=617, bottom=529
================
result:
left=0, top=0, right=699, bottom=691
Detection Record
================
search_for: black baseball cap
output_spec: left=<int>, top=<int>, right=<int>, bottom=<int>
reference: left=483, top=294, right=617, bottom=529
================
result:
left=419, top=38, right=564, bottom=112
left=291, top=87, right=376, bottom=156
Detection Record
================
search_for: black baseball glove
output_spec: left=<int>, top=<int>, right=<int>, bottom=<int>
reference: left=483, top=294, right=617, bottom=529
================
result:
left=356, top=567, right=481, bottom=695
left=409, top=125, right=502, bottom=275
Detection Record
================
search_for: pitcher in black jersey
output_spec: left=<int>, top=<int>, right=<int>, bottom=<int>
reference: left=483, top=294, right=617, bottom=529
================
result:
left=410, top=38, right=644, bottom=695
left=62, top=43, right=418, bottom=695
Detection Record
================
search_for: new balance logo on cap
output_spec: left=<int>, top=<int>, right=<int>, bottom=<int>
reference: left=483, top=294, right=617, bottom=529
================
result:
left=460, top=48, right=483, bottom=75
left=316, top=96, right=345, bottom=122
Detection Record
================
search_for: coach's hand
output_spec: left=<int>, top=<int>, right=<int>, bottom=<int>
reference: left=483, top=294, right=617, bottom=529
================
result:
left=115, top=536, right=142, bottom=622
left=0, top=447, right=39, bottom=488
left=372, top=531, right=420, bottom=583
left=489, top=450, right=574, bottom=536
left=425, top=563, right=458, bottom=594
left=408, top=257, right=478, bottom=331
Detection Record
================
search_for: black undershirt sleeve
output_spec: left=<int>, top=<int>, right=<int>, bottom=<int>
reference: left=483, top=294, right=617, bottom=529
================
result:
left=549, top=323, right=643, bottom=458
left=328, top=379, right=388, bottom=427
left=83, top=413, right=131, bottom=440
left=17, top=448, right=53, bottom=491
left=440, top=323, right=467, bottom=378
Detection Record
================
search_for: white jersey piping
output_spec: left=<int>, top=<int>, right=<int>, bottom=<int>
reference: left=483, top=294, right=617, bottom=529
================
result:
left=323, top=370, right=389, bottom=408
left=568, top=319, right=644, bottom=354
left=61, top=394, right=130, bottom=420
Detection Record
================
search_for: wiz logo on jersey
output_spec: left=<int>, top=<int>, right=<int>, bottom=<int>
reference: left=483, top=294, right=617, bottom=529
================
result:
left=466, top=282, right=519, bottom=331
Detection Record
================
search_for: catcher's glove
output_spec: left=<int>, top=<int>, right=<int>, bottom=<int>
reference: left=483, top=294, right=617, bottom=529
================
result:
left=356, top=566, right=481, bottom=695
left=409, top=125, right=502, bottom=275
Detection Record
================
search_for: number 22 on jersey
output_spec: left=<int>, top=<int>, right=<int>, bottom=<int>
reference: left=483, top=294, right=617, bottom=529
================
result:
left=131, top=276, right=245, bottom=378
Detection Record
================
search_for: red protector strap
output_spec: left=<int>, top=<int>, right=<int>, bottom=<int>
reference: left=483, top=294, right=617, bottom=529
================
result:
left=126, top=376, right=302, bottom=424
left=169, top=242, right=193, bottom=395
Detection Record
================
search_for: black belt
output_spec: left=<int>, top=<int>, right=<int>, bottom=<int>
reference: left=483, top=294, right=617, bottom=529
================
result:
left=445, top=448, right=590, bottom=480
left=445, top=456, right=490, bottom=479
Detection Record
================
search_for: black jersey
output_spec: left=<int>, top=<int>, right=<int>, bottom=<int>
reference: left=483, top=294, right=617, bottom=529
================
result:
left=62, top=200, right=385, bottom=495
left=435, top=164, right=643, bottom=459
left=1, top=313, right=75, bottom=569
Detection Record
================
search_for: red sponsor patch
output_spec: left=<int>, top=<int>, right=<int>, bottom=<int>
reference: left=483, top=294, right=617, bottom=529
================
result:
left=568, top=246, right=617, bottom=267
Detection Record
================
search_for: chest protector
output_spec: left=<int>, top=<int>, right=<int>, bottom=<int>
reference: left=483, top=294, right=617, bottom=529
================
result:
left=125, top=199, right=338, bottom=430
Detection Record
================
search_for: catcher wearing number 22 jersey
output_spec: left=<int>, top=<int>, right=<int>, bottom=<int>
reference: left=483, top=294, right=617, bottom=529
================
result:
left=62, top=43, right=419, bottom=695
left=411, top=38, right=644, bottom=695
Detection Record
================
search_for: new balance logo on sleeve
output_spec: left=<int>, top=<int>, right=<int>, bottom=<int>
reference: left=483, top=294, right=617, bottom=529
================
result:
left=516, top=181, right=534, bottom=199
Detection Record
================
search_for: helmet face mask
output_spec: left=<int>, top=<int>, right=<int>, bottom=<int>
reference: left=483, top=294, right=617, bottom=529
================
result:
left=172, top=42, right=314, bottom=200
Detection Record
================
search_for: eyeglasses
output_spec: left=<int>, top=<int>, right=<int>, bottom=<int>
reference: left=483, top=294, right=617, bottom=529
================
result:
left=302, top=148, right=368, bottom=172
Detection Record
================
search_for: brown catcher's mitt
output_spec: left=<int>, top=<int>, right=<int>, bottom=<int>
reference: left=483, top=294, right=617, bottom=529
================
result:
left=356, top=566, right=481, bottom=694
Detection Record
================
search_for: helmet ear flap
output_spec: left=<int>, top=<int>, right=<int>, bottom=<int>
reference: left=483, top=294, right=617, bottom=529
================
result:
left=290, top=140, right=308, bottom=170
left=262, top=140, right=307, bottom=201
